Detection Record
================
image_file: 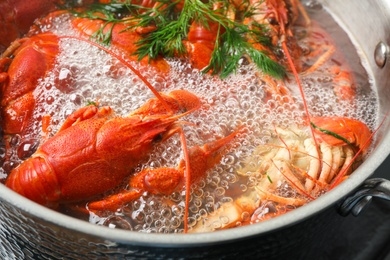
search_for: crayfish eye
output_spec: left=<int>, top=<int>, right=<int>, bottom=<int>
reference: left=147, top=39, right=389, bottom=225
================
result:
left=268, top=17, right=278, bottom=25
left=152, top=133, right=163, bottom=144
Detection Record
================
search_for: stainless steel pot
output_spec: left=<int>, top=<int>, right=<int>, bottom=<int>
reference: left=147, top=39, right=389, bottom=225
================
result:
left=1, top=0, right=390, bottom=259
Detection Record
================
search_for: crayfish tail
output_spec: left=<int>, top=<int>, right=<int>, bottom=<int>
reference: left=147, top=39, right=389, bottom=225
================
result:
left=5, top=156, right=61, bottom=208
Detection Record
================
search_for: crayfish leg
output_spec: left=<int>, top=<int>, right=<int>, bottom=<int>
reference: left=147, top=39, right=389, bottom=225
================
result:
left=1, top=39, right=24, bottom=59
left=294, top=0, right=311, bottom=27
left=301, top=45, right=336, bottom=76
left=87, top=167, right=183, bottom=212
left=130, top=90, right=201, bottom=118
left=133, top=168, right=183, bottom=196
left=87, top=189, right=143, bottom=212
left=58, top=105, right=112, bottom=132
left=41, top=114, right=51, bottom=141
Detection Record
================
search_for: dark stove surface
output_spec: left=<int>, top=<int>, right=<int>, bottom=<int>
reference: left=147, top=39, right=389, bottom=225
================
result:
left=302, top=154, right=390, bottom=260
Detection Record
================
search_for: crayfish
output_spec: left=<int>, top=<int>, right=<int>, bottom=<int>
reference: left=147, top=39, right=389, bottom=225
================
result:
left=191, top=116, right=374, bottom=232
left=5, top=86, right=242, bottom=231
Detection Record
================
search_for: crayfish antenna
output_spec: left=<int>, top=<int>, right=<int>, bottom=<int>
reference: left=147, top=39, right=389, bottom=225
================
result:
left=58, top=36, right=174, bottom=115
left=270, top=159, right=315, bottom=200
left=178, top=128, right=191, bottom=233
left=175, top=126, right=245, bottom=232
left=183, top=126, right=245, bottom=232
left=149, top=123, right=191, bottom=233
left=280, top=38, right=322, bottom=178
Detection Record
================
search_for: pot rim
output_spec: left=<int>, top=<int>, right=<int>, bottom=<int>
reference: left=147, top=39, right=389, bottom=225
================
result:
left=1, top=130, right=389, bottom=247
left=1, top=0, right=390, bottom=247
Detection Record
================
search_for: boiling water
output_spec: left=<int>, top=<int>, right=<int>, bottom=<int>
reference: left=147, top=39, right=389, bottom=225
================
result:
left=0, top=1, right=379, bottom=233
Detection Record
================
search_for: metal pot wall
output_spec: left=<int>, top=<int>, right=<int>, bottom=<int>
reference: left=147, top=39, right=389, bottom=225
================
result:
left=1, top=0, right=390, bottom=259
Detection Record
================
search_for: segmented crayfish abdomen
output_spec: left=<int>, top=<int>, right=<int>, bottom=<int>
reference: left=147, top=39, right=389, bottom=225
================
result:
left=5, top=156, right=61, bottom=208
left=184, top=21, right=220, bottom=70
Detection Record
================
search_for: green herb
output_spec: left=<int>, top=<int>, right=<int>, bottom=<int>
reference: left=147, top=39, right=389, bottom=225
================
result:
left=70, top=4, right=129, bottom=45
left=310, top=122, right=353, bottom=147
left=69, top=0, right=286, bottom=79
left=86, top=101, right=98, bottom=107
left=266, top=173, right=273, bottom=183
left=203, top=26, right=285, bottom=79
left=135, top=0, right=212, bottom=59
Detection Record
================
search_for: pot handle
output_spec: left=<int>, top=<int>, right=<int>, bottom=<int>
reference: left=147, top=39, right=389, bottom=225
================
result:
left=338, top=178, right=390, bottom=217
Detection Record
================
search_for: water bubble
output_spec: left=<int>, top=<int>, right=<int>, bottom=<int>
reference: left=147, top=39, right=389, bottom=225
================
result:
left=171, top=205, right=183, bottom=216
left=161, top=208, right=172, bottom=219
left=215, top=187, right=225, bottom=197
left=170, top=216, right=181, bottom=229
left=104, top=216, right=132, bottom=230
left=17, top=139, right=39, bottom=160
left=132, top=210, right=146, bottom=223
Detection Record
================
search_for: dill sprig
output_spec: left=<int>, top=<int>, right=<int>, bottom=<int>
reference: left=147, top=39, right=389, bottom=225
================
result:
left=310, top=122, right=353, bottom=147
left=86, top=100, right=98, bottom=107
left=203, top=24, right=285, bottom=79
left=127, top=1, right=179, bottom=29
left=70, top=4, right=129, bottom=45
left=135, top=0, right=212, bottom=59
left=266, top=172, right=273, bottom=183
left=69, top=0, right=286, bottom=79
